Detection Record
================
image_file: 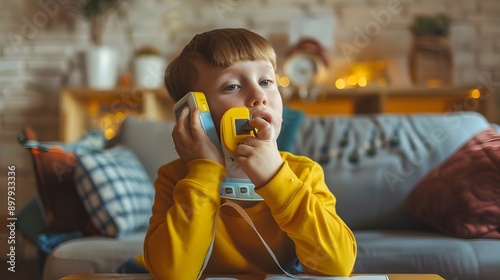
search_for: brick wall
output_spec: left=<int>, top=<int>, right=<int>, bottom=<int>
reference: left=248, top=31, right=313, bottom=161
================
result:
left=0, top=0, right=499, bottom=217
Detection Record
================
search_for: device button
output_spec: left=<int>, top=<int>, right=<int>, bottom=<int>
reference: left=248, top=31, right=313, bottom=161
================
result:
left=238, top=186, right=250, bottom=196
left=222, top=186, right=237, bottom=198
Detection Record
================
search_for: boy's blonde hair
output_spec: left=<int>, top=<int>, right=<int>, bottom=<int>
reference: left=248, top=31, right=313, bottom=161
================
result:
left=164, top=28, right=277, bottom=102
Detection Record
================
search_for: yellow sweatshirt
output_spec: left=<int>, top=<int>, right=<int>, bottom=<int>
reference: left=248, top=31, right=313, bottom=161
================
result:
left=144, top=152, right=356, bottom=279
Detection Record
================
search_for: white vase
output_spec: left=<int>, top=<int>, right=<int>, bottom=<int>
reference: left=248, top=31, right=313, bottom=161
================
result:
left=133, top=56, right=166, bottom=89
left=85, top=46, right=118, bottom=89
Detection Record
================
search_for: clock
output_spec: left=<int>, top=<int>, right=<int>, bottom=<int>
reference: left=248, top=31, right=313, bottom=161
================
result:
left=282, top=39, right=329, bottom=89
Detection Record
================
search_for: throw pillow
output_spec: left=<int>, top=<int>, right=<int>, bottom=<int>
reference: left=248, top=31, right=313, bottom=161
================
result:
left=18, top=127, right=104, bottom=235
left=277, top=106, right=305, bottom=152
left=74, top=145, right=154, bottom=237
left=405, top=127, right=500, bottom=239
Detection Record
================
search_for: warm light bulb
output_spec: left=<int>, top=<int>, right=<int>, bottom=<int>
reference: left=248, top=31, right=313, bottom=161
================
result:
left=347, top=75, right=357, bottom=86
left=358, top=77, right=367, bottom=87
left=335, top=79, right=346, bottom=89
left=470, top=89, right=481, bottom=99
left=279, top=76, right=290, bottom=87
left=105, top=128, right=116, bottom=140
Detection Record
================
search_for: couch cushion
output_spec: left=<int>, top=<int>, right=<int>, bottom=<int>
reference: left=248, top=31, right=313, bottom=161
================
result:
left=41, top=232, right=146, bottom=280
left=115, top=116, right=177, bottom=182
left=354, top=230, right=500, bottom=280
left=405, top=127, right=500, bottom=239
left=290, top=112, right=491, bottom=230
left=18, top=128, right=103, bottom=235
left=74, top=145, right=154, bottom=237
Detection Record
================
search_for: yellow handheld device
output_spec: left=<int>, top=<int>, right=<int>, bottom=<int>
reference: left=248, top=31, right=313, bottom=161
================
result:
left=219, top=107, right=263, bottom=201
left=220, top=107, right=255, bottom=153
left=173, top=92, right=222, bottom=153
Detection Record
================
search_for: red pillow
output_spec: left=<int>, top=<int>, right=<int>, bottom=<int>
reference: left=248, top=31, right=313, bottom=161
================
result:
left=19, top=127, right=99, bottom=235
left=405, top=127, right=500, bottom=239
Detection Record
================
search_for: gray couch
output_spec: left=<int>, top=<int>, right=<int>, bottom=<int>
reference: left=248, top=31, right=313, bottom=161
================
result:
left=40, top=111, right=500, bottom=280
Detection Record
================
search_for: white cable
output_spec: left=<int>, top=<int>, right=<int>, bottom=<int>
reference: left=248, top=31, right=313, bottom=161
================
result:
left=197, top=203, right=387, bottom=280
left=197, top=201, right=310, bottom=279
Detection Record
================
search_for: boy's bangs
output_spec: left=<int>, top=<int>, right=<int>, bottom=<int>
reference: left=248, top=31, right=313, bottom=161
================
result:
left=197, top=29, right=276, bottom=69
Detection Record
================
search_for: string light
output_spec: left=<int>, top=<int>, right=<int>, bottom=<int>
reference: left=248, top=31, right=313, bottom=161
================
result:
left=347, top=75, right=357, bottom=86
left=470, top=89, right=480, bottom=99
left=279, top=76, right=290, bottom=87
left=335, top=79, right=346, bottom=89
left=358, top=77, right=367, bottom=87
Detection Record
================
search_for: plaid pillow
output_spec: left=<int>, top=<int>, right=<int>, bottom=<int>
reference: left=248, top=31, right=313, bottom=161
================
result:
left=74, top=145, right=154, bottom=237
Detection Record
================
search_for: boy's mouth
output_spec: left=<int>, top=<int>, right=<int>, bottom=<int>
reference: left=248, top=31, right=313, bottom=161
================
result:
left=250, top=110, right=273, bottom=124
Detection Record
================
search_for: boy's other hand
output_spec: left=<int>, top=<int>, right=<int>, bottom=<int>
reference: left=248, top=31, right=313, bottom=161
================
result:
left=172, top=106, right=224, bottom=165
left=233, top=116, right=283, bottom=188
left=249, top=116, right=274, bottom=141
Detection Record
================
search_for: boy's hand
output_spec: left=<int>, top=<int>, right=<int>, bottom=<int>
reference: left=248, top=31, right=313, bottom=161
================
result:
left=233, top=116, right=283, bottom=188
left=172, top=106, right=224, bottom=165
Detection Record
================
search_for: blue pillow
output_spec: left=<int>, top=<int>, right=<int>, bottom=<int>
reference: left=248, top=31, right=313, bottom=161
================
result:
left=277, top=106, right=305, bottom=152
left=74, top=145, right=154, bottom=237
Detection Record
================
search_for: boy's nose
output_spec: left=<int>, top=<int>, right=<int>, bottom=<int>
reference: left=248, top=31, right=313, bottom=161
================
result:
left=247, top=86, right=268, bottom=107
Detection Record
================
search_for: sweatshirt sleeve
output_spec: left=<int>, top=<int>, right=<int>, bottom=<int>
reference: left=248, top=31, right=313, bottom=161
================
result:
left=255, top=153, right=357, bottom=276
left=143, top=159, right=226, bottom=280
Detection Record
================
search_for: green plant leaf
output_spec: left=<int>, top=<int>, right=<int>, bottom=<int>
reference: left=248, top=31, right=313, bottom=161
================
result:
left=410, top=13, right=452, bottom=36
left=80, top=0, right=121, bottom=19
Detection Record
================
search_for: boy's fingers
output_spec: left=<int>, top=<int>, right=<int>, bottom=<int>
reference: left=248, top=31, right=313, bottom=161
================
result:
left=176, top=106, right=189, bottom=128
left=177, top=107, right=192, bottom=136
left=189, top=108, right=205, bottom=141
left=249, top=118, right=273, bottom=140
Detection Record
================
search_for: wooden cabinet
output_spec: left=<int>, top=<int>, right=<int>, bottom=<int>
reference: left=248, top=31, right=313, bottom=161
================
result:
left=59, top=87, right=174, bottom=142
left=285, top=84, right=496, bottom=122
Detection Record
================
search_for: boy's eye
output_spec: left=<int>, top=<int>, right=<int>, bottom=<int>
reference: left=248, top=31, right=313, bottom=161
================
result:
left=259, top=80, right=272, bottom=86
left=223, top=84, right=240, bottom=91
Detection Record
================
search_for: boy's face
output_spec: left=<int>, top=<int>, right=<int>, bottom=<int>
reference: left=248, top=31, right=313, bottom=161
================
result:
left=194, top=60, right=283, bottom=140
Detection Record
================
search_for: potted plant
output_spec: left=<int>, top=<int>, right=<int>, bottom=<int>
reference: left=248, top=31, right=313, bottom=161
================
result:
left=133, top=46, right=166, bottom=89
left=78, top=0, right=123, bottom=89
left=408, top=13, right=453, bottom=86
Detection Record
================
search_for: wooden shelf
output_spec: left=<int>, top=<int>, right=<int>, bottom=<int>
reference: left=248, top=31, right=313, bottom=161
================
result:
left=59, top=87, right=174, bottom=142
left=285, top=84, right=496, bottom=122
left=60, top=85, right=496, bottom=142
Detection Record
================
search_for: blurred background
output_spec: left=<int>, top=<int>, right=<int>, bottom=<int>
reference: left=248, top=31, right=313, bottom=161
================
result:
left=0, top=0, right=499, bottom=278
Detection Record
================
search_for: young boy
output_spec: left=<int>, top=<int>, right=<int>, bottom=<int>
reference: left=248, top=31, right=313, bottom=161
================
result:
left=143, top=28, right=357, bottom=279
